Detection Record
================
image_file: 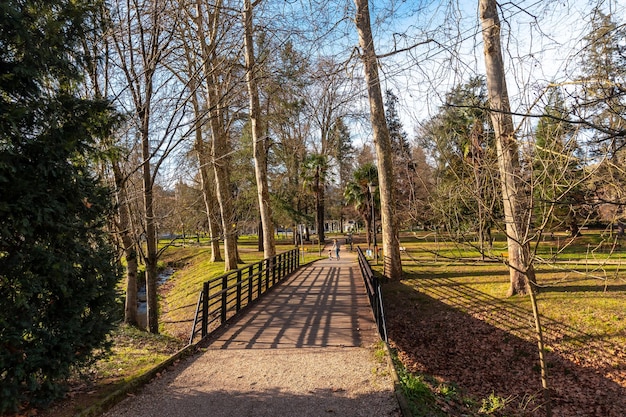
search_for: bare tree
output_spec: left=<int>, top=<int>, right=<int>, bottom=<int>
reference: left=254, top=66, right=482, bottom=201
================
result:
left=82, top=4, right=142, bottom=326
left=192, top=0, right=241, bottom=270
left=301, top=58, right=359, bottom=242
left=479, top=0, right=536, bottom=296
left=242, top=0, right=276, bottom=258
left=353, top=0, right=402, bottom=279
left=112, top=162, right=140, bottom=326
left=109, top=0, right=184, bottom=333
left=177, top=12, right=223, bottom=262
left=480, top=1, right=551, bottom=414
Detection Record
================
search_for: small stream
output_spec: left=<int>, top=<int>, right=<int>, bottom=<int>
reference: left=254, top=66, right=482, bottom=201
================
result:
left=137, top=267, right=175, bottom=329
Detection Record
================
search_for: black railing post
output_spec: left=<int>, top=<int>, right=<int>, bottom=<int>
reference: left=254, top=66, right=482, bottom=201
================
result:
left=236, top=269, right=242, bottom=312
left=247, top=265, right=253, bottom=303
left=258, top=262, right=263, bottom=298
left=221, top=274, right=228, bottom=324
left=265, top=258, right=270, bottom=290
left=201, top=282, right=209, bottom=337
left=273, top=254, right=278, bottom=285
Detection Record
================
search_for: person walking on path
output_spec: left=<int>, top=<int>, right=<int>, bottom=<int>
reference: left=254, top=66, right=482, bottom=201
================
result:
left=332, top=238, right=340, bottom=260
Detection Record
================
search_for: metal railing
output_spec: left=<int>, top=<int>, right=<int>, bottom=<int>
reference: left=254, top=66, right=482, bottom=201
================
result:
left=189, top=248, right=300, bottom=345
left=356, top=247, right=388, bottom=342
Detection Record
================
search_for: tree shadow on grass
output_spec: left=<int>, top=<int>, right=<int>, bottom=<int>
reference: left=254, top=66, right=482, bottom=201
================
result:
left=383, top=279, right=626, bottom=416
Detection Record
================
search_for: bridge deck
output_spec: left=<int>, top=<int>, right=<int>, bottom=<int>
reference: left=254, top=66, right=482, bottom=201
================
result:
left=207, top=252, right=378, bottom=350
left=103, top=249, right=400, bottom=417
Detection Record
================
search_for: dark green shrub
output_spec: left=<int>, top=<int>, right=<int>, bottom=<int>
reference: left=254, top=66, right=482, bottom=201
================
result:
left=0, top=0, right=121, bottom=412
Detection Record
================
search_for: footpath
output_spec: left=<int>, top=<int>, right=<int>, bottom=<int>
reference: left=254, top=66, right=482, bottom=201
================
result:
left=102, top=248, right=401, bottom=417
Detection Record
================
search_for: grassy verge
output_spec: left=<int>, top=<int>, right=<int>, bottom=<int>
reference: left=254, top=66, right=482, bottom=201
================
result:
left=400, top=230, right=626, bottom=262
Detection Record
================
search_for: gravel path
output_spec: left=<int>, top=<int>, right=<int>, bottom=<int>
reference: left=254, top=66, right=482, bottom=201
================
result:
left=103, top=250, right=401, bottom=417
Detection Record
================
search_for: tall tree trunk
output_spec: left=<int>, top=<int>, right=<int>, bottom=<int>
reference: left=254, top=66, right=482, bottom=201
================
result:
left=112, top=162, right=139, bottom=326
left=196, top=130, right=223, bottom=262
left=315, top=166, right=326, bottom=244
left=479, top=0, right=536, bottom=296
left=189, top=81, right=222, bottom=262
left=354, top=0, right=402, bottom=279
left=481, top=6, right=550, bottom=413
left=209, top=93, right=239, bottom=271
left=195, top=0, right=239, bottom=271
left=110, top=0, right=168, bottom=334
left=243, top=0, right=275, bottom=259
left=319, top=182, right=325, bottom=243
left=140, top=104, right=159, bottom=334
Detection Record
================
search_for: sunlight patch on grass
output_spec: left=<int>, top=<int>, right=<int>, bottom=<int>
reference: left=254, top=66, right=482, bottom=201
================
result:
left=91, top=325, right=184, bottom=382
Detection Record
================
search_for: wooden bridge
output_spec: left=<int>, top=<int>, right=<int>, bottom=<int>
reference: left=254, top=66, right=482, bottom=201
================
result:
left=101, top=248, right=401, bottom=417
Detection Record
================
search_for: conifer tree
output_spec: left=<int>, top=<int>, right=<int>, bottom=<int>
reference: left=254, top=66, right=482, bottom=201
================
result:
left=0, top=0, right=119, bottom=411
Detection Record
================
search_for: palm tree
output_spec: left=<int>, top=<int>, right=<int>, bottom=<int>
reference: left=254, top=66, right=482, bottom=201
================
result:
left=344, top=163, right=378, bottom=246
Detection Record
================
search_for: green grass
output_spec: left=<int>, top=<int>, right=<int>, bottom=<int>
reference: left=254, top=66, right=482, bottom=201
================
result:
left=388, top=347, right=445, bottom=417
left=93, top=325, right=184, bottom=381
left=401, top=230, right=626, bottom=262
left=394, top=259, right=626, bottom=352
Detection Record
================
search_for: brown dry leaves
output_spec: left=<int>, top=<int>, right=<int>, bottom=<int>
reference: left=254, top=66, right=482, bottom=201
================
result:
left=384, top=280, right=626, bottom=416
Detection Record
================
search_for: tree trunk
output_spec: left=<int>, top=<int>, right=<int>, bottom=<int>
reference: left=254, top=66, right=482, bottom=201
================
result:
left=140, top=105, right=159, bottom=334
left=188, top=75, right=223, bottom=262
left=479, top=0, right=535, bottom=296
left=258, top=218, right=264, bottom=251
left=315, top=166, right=326, bottom=244
left=195, top=0, right=239, bottom=271
left=112, top=162, right=138, bottom=326
left=243, top=0, right=275, bottom=259
left=210, top=102, right=239, bottom=271
left=196, top=133, right=223, bottom=262
left=480, top=6, right=551, bottom=413
left=354, top=0, right=402, bottom=279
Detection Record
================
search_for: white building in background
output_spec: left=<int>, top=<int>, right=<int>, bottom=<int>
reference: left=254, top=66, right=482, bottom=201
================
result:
left=324, top=219, right=360, bottom=234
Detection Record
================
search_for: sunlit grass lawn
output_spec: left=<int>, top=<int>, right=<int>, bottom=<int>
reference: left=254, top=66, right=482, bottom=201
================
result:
left=94, top=325, right=184, bottom=382
left=396, top=260, right=626, bottom=347
left=400, top=230, right=626, bottom=262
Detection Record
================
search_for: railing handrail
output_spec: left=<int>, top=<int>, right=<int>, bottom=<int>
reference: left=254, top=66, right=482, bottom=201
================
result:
left=189, top=248, right=300, bottom=345
left=356, top=247, right=388, bottom=342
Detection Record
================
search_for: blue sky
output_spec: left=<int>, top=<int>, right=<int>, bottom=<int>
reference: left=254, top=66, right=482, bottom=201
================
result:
left=352, top=0, right=623, bottom=140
